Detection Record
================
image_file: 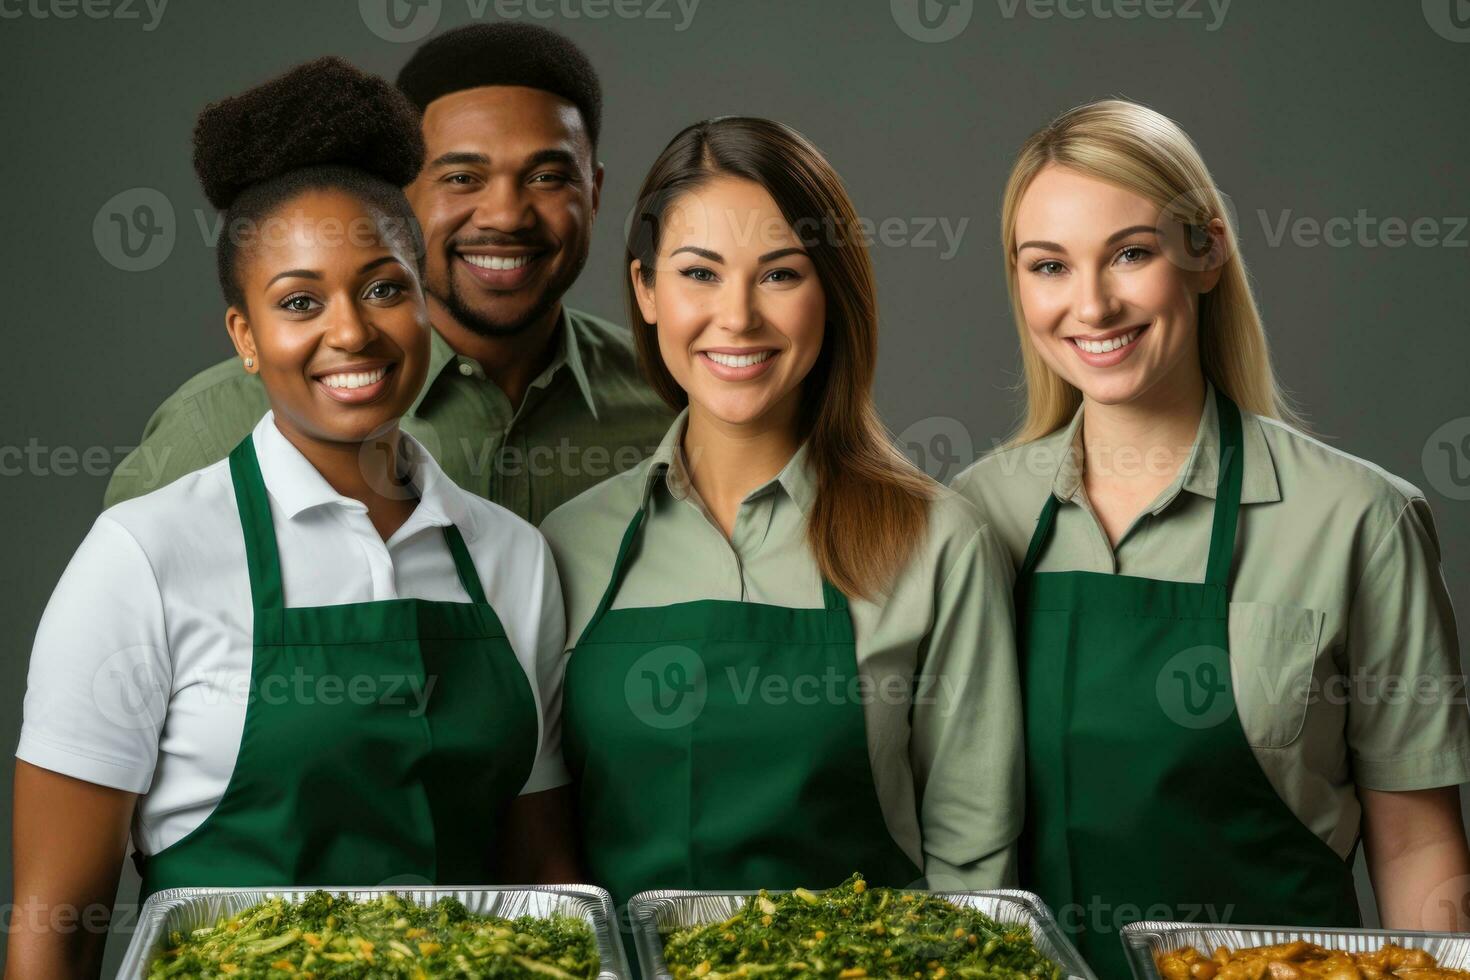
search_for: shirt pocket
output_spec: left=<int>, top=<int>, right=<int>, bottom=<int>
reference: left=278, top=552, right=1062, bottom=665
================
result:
left=1227, top=601, right=1327, bottom=748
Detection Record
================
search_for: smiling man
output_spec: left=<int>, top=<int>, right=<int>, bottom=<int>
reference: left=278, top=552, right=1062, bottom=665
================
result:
left=105, top=24, right=671, bottom=524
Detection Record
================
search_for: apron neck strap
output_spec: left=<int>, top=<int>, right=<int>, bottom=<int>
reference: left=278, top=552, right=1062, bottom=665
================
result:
left=577, top=504, right=851, bottom=645
left=1203, top=386, right=1244, bottom=589
left=229, top=436, right=284, bottom=613
left=1017, top=386, right=1245, bottom=588
left=1018, top=493, right=1061, bottom=581
left=227, top=433, right=491, bottom=611
left=441, top=524, right=490, bottom=604
left=580, top=506, right=647, bottom=644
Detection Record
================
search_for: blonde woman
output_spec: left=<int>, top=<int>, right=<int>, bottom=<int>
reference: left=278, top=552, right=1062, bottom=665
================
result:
left=952, top=99, right=1470, bottom=975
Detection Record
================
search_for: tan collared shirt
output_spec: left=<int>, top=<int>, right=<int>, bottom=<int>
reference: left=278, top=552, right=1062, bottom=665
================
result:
left=952, top=383, right=1470, bottom=859
left=541, top=410, right=1025, bottom=888
left=104, top=308, right=673, bottom=526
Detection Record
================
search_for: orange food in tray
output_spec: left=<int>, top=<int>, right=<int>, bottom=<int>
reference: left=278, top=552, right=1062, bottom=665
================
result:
left=1156, top=940, right=1470, bottom=979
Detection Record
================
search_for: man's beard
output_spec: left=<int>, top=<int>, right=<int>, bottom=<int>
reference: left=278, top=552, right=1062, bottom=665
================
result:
left=430, top=238, right=591, bottom=339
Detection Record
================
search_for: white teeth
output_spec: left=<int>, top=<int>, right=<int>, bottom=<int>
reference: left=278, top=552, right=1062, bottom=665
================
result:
left=461, top=253, right=532, bottom=270
left=705, top=350, right=776, bottom=368
left=1075, top=329, right=1140, bottom=354
left=321, top=366, right=387, bottom=389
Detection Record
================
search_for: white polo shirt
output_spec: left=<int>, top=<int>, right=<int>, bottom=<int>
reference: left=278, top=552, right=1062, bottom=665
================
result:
left=17, top=411, right=570, bottom=859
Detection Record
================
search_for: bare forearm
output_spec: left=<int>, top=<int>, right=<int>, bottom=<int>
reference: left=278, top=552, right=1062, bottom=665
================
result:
left=8, top=762, right=134, bottom=980
left=4, top=898, right=112, bottom=980
left=1369, top=836, right=1470, bottom=930
left=1362, top=785, right=1470, bottom=930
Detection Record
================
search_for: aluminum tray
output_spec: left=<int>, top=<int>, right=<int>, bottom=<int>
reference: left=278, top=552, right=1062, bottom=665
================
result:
left=117, top=883, right=630, bottom=979
left=628, top=887, right=1097, bottom=980
left=1120, top=920, right=1470, bottom=979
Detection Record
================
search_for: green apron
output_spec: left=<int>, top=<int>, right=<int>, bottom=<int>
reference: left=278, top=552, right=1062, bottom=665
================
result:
left=136, top=433, right=538, bottom=900
left=1017, top=388, right=1361, bottom=978
left=563, top=503, right=921, bottom=948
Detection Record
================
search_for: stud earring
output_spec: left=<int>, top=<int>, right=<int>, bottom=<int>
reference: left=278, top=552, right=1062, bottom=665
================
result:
left=243, top=357, right=254, bottom=368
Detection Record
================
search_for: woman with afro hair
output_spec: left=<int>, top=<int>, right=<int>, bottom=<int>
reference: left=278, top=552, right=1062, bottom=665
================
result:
left=10, top=57, right=577, bottom=976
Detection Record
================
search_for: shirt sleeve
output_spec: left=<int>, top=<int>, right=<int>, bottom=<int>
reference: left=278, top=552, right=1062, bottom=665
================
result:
left=1346, top=496, right=1470, bottom=791
left=16, top=516, right=172, bottom=793
left=520, top=534, right=572, bottom=795
left=911, top=523, right=1025, bottom=890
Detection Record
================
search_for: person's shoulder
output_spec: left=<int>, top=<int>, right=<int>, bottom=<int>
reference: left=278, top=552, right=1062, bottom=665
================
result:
left=566, top=306, right=670, bottom=415
left=951, top=425, right=1069, bottom=524
left=541, top=454, right=657, bottom=550
left=923, top=484, right=985, bottom=543
left=566, top=306, right=638, bottom=364
left=100, top=454, right=238, bottom=567
left=454, top=484, right=551, bottom=559
left=1251, top=412, right=1425, bottom=518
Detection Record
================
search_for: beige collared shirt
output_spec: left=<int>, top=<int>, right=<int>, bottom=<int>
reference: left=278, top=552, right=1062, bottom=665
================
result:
left=952, top=383, right=1470, bottom=859
left=541, top=410, right=1025, bottom=889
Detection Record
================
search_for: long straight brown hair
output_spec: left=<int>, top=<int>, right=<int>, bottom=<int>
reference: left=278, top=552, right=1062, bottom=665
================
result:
left=625, top=117, right=932, bottom=601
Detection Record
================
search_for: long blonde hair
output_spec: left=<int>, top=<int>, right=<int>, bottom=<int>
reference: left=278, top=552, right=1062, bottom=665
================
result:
left=1001, top=98, right=1301, bottom=444
left=626, top=117, right=933, bottom=600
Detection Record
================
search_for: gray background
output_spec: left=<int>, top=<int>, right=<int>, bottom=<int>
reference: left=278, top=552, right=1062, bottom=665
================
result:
left=2, top=0, right=1468, bottom=972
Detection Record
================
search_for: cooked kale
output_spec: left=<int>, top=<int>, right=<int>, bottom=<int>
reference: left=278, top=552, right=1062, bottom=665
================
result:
left=661, top=874, right=1062, bottom=980
left=145, top=890, right=599, bottom=978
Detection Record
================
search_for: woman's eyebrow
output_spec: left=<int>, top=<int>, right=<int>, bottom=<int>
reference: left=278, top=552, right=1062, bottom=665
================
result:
left=266, top=268, right=320, bottom=287
left=1017, top=225, right=1161, bottom=254
left=671, top=245, right=723, bottom=262
left=357, top=255, right=400, bottom=274
left=1105, top=224, right=1160, bottom=245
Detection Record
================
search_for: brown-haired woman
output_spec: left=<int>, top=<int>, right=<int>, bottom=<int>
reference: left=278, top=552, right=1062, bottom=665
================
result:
left=540, top=117, right=1023, bottom=919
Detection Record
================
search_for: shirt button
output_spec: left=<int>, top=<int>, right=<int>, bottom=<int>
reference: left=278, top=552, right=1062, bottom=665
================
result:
left=458, top=362, right=475, bottom=376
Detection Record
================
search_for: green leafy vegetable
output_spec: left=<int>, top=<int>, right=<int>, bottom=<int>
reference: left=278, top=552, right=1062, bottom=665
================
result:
left=145, top=890, right=600, bottom=979
left=660, top=873, right=1062, bottom=980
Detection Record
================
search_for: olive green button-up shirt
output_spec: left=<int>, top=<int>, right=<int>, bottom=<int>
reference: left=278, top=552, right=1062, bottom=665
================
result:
left=952, top=383, right=1470, bottom=860
left=104, top=308, right=673, bottom=525
left=541, top=410, right=1025, bottom=889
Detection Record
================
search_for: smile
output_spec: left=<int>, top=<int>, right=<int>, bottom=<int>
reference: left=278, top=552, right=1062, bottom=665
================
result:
left=460, top=254, right=533, bottom=271
left=313, top=362, right=396, bottom=404
left=1071, top=328, right=1142, bottom=354
left=698, top=348, right=780, bottom=381
left=703, top=350, right=776, bottom=368
left=320, top=365, right=389, bottom=389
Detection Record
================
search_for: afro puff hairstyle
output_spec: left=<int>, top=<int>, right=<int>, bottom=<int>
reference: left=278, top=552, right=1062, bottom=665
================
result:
left=396, top=22, right=602, bottom=150
left=192, top=56, right=427, bottom=309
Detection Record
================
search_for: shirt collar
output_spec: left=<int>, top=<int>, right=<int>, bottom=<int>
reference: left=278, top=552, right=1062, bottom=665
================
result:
left=640, top=408, right=818, bottom=515
left=1050, top=380, right=1281, bottom=509
left=408, top=308, right=600, bottom=420
left=251, top=411, right=476, bottom=538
